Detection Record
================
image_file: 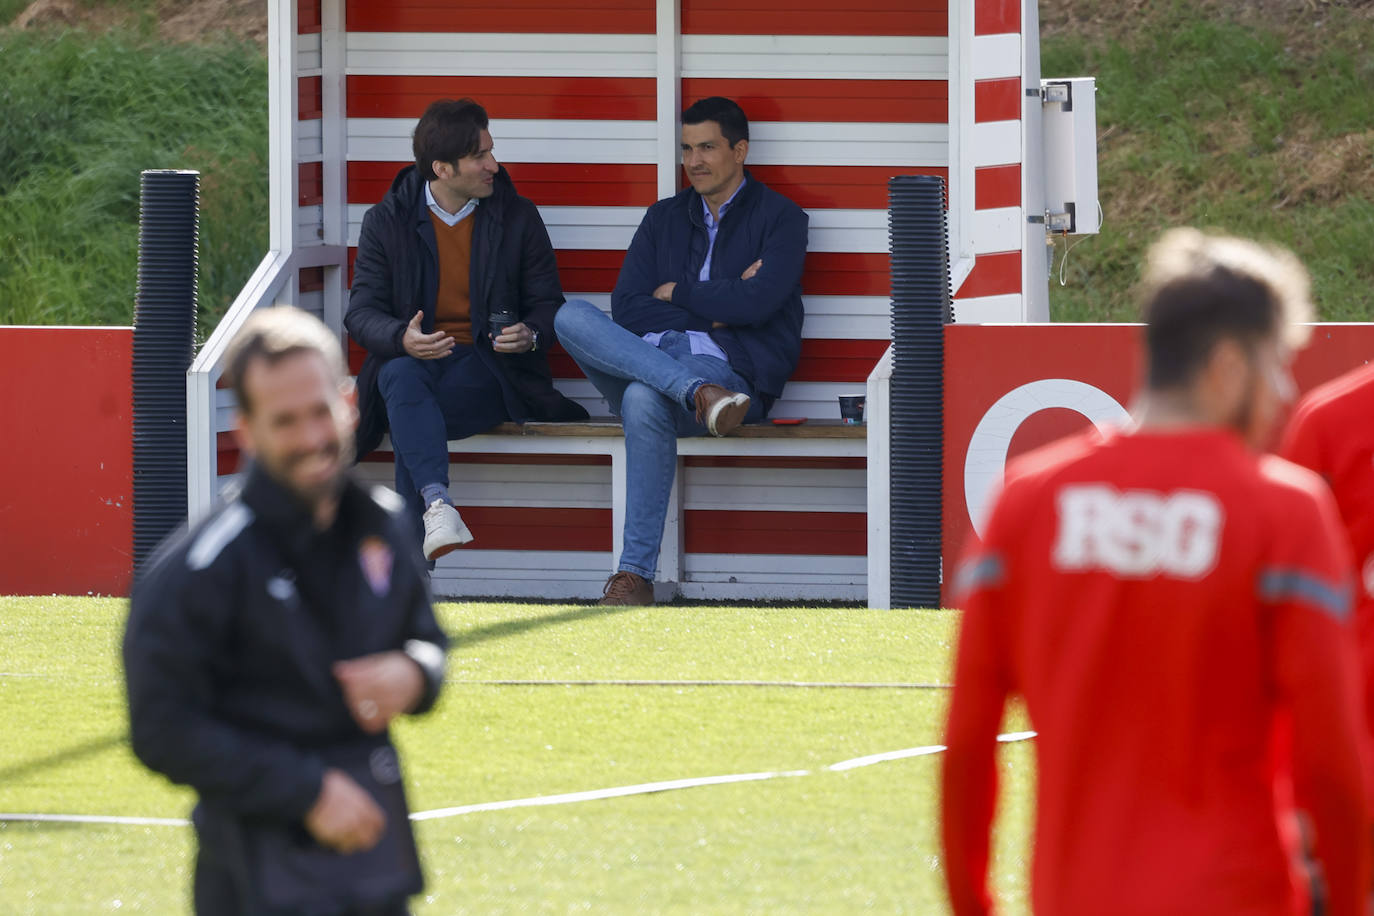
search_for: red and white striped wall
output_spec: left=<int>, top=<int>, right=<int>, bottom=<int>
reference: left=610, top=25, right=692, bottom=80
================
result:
left=234, top=0, right=1042, bottom=599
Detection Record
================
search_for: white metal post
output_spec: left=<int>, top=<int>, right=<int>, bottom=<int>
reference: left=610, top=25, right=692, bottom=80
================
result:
left=1020, top=0, right=1049, bottom=320
left=865, top=347, right=893, bottom=609
left=319, top=0, right=348, bottom=334
left=655, top=0, right=682, bottom=201
left=267, top=0, right=299, bottom=306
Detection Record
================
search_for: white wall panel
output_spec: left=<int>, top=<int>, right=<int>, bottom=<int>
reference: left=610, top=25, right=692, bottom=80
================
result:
left=681, top=35, right=946, bottom=80
left=346, top=32, right=656, bottom=77
left=971, top=206, right=1022, bottom=256
left=971, top=120, right=1021, bottom=167
left=683, top=466, right=865, bottom=512
left=952, top=293, right=1024, bottom=324
left=972, top=34, right=1021, bottom=81
left=346, top=118, right=657, bottom=164
left=296, top=32, right=321, bottom=72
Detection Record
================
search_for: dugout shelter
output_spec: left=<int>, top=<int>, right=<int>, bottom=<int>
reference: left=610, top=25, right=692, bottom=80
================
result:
left=184, top=0, right=1096, bottom=604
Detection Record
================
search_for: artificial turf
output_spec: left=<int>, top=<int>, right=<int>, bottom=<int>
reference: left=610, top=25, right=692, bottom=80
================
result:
left=0, top=596, right=1033, bottom=914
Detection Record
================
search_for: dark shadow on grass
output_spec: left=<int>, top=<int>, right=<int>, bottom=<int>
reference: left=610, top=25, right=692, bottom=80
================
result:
left=0, top=733, right=126, bottom=784
left=445, top=602, right=644, bottom=647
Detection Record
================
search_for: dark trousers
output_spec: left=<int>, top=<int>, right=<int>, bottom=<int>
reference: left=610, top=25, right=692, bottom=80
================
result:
left=376, top=346, right=509, bottom=541
left=193, top=845, right=410, bottom=916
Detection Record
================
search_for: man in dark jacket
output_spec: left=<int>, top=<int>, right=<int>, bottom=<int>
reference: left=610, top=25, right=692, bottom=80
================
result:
left=554, top=97, right=809, bottom=605
left=124, top=306, right=448, bottom=915
left=345, top=98, right=587, bottom=562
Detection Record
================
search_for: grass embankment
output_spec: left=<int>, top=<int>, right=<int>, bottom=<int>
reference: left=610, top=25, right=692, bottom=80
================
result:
left=0, top=596, right=1036, bottom=914
left=0, top=28, right=267, bottom=331
left=1042, top=1, right=1374, bottom=321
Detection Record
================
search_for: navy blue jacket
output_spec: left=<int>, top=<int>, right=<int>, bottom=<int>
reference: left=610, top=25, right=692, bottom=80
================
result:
left=345, top=165, right=587, bottom=456
left=611, top=171, right=808, bottom=410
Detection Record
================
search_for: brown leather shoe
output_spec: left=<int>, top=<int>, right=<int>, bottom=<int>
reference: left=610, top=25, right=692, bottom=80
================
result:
left=599, top=571, right=654, bottom=606
left=692, top=383, right=751, bottom=436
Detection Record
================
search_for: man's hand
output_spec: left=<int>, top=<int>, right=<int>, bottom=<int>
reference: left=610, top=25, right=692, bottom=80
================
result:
left=491, top=321, right=537, bottom=354
left=334, top=651, right=425, bottom=734
left=304, top=768, right=386, bottom=854
left=653, top=281, right=676, bottom=302
left=402, top=311, right=455, bottom=360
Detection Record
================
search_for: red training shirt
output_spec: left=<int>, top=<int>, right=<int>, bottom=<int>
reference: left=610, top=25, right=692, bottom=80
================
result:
left=942, top=427, right=1370, bottom=916
left=1280, top=363, right=1374, bottom=749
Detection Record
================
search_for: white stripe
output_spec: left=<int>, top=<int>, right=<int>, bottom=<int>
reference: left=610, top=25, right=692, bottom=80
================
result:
left=342, top=33, right=946, bottom=81
left=346, top=204, right=900, bottom=253
left=346, top=32, right=657, bottom=77
left=681, top=34, right=946, bottom=80
left=296, top=31, right=321, bottom=72
left=972, top=34, right=1022, bottom=81
left=297, top=118, right=322, bottom=159
left=952, top=293, right=1024, bottom=323
left=971, top=121, right=1021, bottom=168
left=187, top=503, right=253, bottom=571
left=347, top=117, right=656, bottom=165
left=410, top=770, right=808, bottom=821
left=0, top=813, right=190, bottom=827
left=560, top=295, right=890, bottom=340
left=971, top=206, right=1022, bottom=255
left=0, top=734, right=1038, bottom=829
left=346, top=118, right=947, bottom=169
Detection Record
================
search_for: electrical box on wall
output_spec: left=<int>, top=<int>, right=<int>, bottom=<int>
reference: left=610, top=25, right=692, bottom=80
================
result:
left=1040, top=77, right=1099, bottom=235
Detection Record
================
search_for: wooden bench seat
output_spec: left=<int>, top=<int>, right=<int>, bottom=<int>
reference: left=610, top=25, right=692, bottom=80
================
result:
left=367, top=416, right=869, bottom=600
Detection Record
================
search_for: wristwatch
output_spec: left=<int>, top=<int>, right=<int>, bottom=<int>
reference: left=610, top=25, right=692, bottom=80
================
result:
left=529, top=328, right=540, bottom=352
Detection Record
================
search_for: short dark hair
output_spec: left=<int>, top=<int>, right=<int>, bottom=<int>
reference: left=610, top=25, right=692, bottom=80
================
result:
left=682, top=96, right=749, bottom=147
left=223, top=306, right=348, bottom=415
left=413, top=98, right=490, bottom=181
left=1140, top=228, right=1312, bottom=390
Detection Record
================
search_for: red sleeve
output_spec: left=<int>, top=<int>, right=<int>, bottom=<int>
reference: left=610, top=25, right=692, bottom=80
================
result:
left=1264, top=485, right=1371, bottom=916
left=1276, top=398, right=1326, bottom=474
left=942, top=502, right=1017, bottom=916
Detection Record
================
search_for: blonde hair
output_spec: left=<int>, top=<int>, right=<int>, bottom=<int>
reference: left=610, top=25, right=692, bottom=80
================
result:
left=222, top=306, right=348, bottom=414
left=1140, top=228, right=1313, bottom=388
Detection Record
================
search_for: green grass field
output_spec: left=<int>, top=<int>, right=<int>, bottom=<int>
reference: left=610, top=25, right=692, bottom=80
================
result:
left=0, top=597, right=1034, bottom=914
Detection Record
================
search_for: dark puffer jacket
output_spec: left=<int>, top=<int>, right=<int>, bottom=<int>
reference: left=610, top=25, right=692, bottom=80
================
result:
left=345, top=165, right=588, bottom=456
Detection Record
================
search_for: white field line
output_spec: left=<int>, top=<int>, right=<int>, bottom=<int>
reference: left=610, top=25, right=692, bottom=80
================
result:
left=0, top=731, right=1037, bottom=828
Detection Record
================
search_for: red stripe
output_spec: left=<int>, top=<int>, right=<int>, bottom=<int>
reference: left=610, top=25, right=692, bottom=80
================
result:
left=957, top=251, right=1020, bottom=299
left=683, top=0, right=945, bottom=36
left=358, top=450, right=611, bottom=467
left=555, top=249, right=624, bottom=293
left=351, top=248, right=892, bottom=299
left=297, top=0, right=320, bottom=33
left=455, top=507, right=612, bottom=551
left=685, top=510, right=866, bottom=555
left=299, top=162, right=323, bottom=207
left=548, top=338, right=888, bottom=384
left=749, top=165, right=947, bottom=210
left=975, top=0, right=1018, bottom=35
left=802, top=253, right=889, bottom=297
left=300, top=267, right=324, bottom=294
left=298, top=76, right=321, bottom=120
left=975, top=164, right=1019, bottom=210
left=346, top=75, right=656, bottom=121
left=974, top=77, right=1021, bottom=123
left=347, top=161, right=657, bottom=209
left=345, top=0, right=654, bottom=33
left=682, top=79, right=946, bottom=124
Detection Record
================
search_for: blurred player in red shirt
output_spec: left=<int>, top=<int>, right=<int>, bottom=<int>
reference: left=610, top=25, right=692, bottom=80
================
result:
left=1280, top=362, right=1374, bottom=754
left=942, top=229, right=1371, bottom=916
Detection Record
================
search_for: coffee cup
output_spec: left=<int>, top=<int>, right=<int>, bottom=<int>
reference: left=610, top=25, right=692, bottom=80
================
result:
left=838, top=394, right=865, bottom=424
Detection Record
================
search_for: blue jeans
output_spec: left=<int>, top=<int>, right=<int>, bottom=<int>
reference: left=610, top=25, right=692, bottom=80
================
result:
left=377, top=345, right=509, bottom=537
left=554, top=298, right=761, bottom=580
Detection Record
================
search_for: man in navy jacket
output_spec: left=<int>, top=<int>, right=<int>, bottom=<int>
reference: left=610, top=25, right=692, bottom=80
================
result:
left=346, top=98, right=586, bottom=562
left=555, top=97, right=808, bottom=605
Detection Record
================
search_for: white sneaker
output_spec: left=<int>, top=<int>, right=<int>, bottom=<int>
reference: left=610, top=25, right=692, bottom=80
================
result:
left=422, top=499, right=473, bottom=560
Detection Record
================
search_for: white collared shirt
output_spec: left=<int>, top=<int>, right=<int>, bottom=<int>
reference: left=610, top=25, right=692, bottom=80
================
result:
left=425, top=181, right=478, bottom=226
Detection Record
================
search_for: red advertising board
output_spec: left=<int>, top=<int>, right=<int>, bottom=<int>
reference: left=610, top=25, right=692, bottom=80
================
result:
left=942, top=323, right=1374, bottom=602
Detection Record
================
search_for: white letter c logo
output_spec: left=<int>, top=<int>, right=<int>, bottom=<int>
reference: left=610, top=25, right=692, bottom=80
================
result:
left=964, top=379, right=1130, bottom=538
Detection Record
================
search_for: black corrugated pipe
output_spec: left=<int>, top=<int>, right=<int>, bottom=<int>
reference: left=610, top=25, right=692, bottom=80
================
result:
left=132, top=169, right=199, bottom=569
left=887, top=175, right=950, bottom=608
